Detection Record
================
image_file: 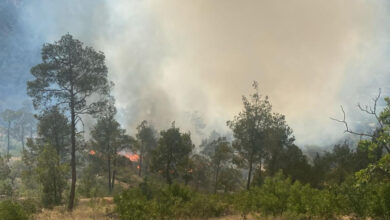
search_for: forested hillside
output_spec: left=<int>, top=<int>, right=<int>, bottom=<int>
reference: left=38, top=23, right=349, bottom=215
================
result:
left=0, top=34, right=389, bottom=219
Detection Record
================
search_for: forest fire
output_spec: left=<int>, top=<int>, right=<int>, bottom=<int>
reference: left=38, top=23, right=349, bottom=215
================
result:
left=123, top=153, right=140, bottom=162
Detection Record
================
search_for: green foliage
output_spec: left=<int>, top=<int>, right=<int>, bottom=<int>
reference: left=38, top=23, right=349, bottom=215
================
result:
left=114, top=188, right=152, bottom=220
left=201, top=136, right=233, bottom=193
left=253, top=171, right=291, bottom=216
left=226, top=170, right=390, bottom=219
left=227, top=81, right=294, bottom=189
left=36, top=106, right=70, bottom=159
left=151, top=123, right=194, bottom=185
left=36, top=144, right=68, bottom=207
left=27, top=33, right=112, bottom=210
left=78, top=164, right=105, bottom=198
left=136, top=120, right=157, bottom=177
left=90, top=103, right=132, bottom=193
left=0, top=200, right=28, bottom=220
left=356, top=154, right=390, bottom=183
left=231, top=171, right=339, bottom=219
left=336, top=180, right=390, bottom=218
left=0, top=154, right=12, bottom=197
left=18, top=198, right=40, bottom=216
left=187, top=154, right=213, bottom=192
left=232, top=190, right=253, bottom=219
left=115, top=183, right=229, bottom=219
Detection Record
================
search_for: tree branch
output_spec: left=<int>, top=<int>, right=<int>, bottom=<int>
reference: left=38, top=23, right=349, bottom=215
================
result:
left=330, top=105, right=374, bottom=138
left=357, top=88, right=383, bottom=129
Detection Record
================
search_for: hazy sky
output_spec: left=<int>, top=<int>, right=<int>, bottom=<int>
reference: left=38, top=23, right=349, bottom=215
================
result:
left=1, top=0, right=390, bottom=147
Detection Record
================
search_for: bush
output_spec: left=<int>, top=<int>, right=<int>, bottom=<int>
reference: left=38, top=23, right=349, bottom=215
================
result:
left=382, top=183, right=390, bottom=216
left=115, top=183, right=230, bottom=219
left=114, top=188, right=152, bottom=220
left=232, top=171, right=340, bottom=219
left=287, top=181, right=315, bottom=216
left=18, top=198, right=40, bottom=215
left=253, top=171, right=291, bottom=217
left=232, top=190, right=253, bottom=219
left=0, top=200, right=28, bottom=220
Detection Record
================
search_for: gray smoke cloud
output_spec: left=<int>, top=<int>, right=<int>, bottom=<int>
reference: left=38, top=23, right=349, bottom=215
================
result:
left=7, top=0, right=390, bottom=147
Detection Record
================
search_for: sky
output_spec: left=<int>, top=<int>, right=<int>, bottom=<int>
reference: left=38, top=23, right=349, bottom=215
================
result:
left=1, top=0, right=390, bottom=147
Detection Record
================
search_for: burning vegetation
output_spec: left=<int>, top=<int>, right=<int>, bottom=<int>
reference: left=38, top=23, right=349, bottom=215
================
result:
left=1, top=29, right=390, bottom=220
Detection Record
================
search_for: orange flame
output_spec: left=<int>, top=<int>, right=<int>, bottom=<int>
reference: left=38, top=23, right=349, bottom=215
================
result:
left=89, top=150, right=96, bottom=155
left=123, top=153, right=140, bottom=162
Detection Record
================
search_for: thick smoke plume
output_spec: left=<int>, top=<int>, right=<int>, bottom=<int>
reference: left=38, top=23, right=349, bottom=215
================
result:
left=3, top=0, right=390, bottom=146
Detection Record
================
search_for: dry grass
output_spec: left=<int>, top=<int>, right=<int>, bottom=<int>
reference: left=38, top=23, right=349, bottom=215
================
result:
left=33, top=199, right=357, bottom=220
left=32, top=199, right=262, bottom=220
left=210, top=215, right=257, bottom=220
left=33, top=197, right=116, bottom=220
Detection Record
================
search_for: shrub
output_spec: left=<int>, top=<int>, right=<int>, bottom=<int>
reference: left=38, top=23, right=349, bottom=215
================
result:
left=18, top=198, right=40, bottom=215
left=180, top=193, right=229, bottom=218
left=255, top=171, right=291, bottom=216
left=0, top=200, right=28, bottom=220
left=382, top=183, right=390, bottom=216
left=232, top=190, right=253, bottom=219
left=115, top=183, right=230, bottom=219
left=287, top=181, right=315, bottom=216
left=114, top=188, right=154, bottom=220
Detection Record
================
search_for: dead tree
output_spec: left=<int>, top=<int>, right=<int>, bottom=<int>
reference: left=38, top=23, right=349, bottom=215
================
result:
left=331, top=88, right=390, bottom=153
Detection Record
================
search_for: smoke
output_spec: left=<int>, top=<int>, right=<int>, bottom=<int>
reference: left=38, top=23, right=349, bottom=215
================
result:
left=5, top=0, right=390, bottom=146
left=149, top=0, right=390, bottom=146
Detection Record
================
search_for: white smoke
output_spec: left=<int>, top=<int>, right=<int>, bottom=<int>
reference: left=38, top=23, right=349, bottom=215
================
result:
left=14, top=0, right=390, bottom=147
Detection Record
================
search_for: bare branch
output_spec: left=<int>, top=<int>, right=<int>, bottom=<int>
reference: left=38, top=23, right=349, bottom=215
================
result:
left=357, top=88, right=383, bottom=128
left=75, top=116, right=85, bottom=135
left=330, top=105, right=374, bottom=138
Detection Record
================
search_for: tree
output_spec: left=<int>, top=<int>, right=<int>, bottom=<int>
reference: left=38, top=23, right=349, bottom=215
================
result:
left=36, top=144, right=68, bottom=207
left=13, top=102, right=36, bottom=151
left=262, top=113, right=294, bottom=177
left=36, top=106, right=70, bottom=160
left=201, top=137, right=233, bottom=193
left=21, top=138, right=41, bottom=197
left=227, top=82, right=294, bottom=189
left=21, top=107, right=70, bottom=204
left=188, top=154, right=212, bottom=192
left=326, top=143, right=355, bottom=184
left=265, top=144, right=312, bottom=184
left=151, top=123, right=194, bottom=185
left=332, top=90, right=390, bottom=182
left=27, top=34, right=111, bottom=210
left=0, top=154, right=12, bottom=196
left=90, top=103, right=132, bottom=193
left=135, top=120, right=157, bottom=177
left=218, top=166, right=243, bottom=192
left=1, top=109, right=18, bottom=157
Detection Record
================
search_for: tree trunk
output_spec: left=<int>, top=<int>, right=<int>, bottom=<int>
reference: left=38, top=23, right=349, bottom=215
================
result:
left=21, top=126, right=25, bottom=151
left=68, top=92, right=76, bottom=211
left=246, top=153, right=254, bottom=190
left=258, top=159, right=262, bottom=185
left=108, top=154, right=112, bottom=193
left=166, top=159, right=172, bottom=185
left=111, top=157, right=117, bottom=191
left=214, top=164, right=220, bottom=194
left=7, top=121, right=10, bottom=158
left=166, top=146, right=172, bottom=185
left=138, top=150, right=143, bottom=177
left=54, top=171, right=58, bottom=204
